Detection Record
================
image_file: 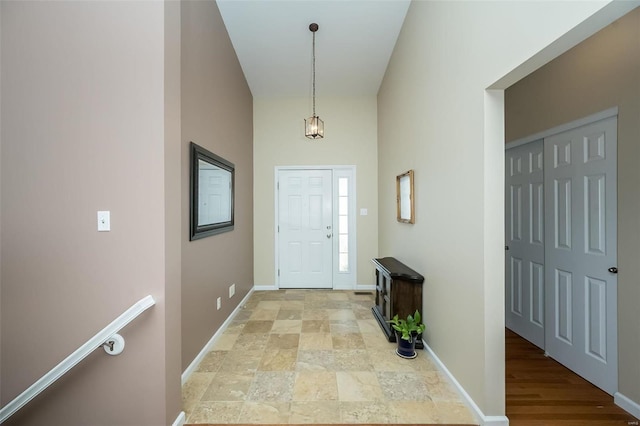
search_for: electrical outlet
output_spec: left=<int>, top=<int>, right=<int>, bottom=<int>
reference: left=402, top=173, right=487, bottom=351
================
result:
left=216, top=297, right=221, bottom=310
left=229, top=283, right=235, bottom=298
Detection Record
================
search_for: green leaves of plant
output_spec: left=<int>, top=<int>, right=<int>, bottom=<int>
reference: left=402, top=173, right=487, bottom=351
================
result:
left=388, top=310, right=426, bottom=341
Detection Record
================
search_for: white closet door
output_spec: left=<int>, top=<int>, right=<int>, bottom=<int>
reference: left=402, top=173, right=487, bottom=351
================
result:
left=505, top=140, right=545, bottom=349
left=544, top=116, right=618, bottom=394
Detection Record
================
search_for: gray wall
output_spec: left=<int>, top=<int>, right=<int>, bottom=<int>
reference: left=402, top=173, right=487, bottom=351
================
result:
left=180, top=0, right=254, bottom=370
left=1, top=1, right=181, bottom=424
left=505, top=7, right=640, bottom=405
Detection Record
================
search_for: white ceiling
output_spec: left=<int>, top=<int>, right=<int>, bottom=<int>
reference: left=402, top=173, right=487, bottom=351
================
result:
left=217, top=0, right=411, bottom=98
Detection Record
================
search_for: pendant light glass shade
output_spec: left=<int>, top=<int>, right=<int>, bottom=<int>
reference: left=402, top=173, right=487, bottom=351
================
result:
left=305, top=115, right=324, bottom=139
left=305, top=23, right=323, bottom=139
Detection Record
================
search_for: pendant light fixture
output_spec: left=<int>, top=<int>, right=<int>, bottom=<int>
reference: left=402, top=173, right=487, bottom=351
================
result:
left=305, top=23, right=324, bottom=139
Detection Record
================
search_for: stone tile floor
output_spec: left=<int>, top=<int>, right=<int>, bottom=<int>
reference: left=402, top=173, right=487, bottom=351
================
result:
left=182, top=290, right=478, bottom=424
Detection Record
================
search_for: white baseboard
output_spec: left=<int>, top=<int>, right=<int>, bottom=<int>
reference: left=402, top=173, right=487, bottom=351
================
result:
left=615, top=392, right=640, bottom=419
left=181, top=289, right=254, bottom=385
left=172, top=411, right=185, bottom=426
left=422, top=340, right=510, bottom=426
left=355, top=284, right=375, bottom=291
left=254, top=284, right=278, bottom=291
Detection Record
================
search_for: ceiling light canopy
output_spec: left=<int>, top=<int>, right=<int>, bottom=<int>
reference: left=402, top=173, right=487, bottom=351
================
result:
left=305, top=23, right=324, bottom=140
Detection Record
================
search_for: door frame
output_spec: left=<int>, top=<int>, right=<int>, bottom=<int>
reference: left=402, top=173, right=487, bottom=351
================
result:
left=274, top=165, right=357, bottom=290
left=505, top=106, right=619, bottom=393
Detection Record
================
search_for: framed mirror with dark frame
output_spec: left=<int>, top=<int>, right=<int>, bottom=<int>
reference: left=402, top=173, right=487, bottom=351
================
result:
left=189, top=142, right=235, bottom=240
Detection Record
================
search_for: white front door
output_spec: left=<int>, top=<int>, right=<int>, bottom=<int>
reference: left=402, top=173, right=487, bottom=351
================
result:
left=278, top=169, right=333, bottom=288
left=505, top=139, right=545, bottom=349
left=544, top=116, right=618, bottom=394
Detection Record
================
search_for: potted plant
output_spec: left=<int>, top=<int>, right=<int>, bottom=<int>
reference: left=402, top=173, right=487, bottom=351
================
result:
left=389, top=310, right=426, bottom=359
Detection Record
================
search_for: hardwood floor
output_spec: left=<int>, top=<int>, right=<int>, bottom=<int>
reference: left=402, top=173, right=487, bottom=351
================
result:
left=506, top=328, right=639, bottom=426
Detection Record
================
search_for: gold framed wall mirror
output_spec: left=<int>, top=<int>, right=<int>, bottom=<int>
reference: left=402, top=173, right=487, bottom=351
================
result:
left=396, top=169, right=415, bottom=224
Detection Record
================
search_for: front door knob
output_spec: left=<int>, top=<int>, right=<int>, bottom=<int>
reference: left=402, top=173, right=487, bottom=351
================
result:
left=608, top=267, right=618, bottom=274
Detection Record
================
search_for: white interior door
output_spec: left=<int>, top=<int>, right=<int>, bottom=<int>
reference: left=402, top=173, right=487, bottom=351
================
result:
left=544, top=116, right=618, bottom=394
left=505, top=140, right=545, bottom=349
left=278, top=169, right=333, bottom=288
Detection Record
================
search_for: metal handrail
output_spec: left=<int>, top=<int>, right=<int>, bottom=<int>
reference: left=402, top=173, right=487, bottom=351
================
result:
left=0, top=295, right=155, bottom=423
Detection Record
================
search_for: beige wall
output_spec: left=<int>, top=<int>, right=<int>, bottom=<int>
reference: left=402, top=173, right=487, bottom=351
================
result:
left=505, top=7, right=640, bottom=404
left=253, top=96, right=378, bottom=287
left=377, top=0, right=629, bottom=416
left=180, top=0, right=254, bottom=370
left=1, top=1, right=180, bottom=425
left=164, top=0, right=183, bottom=420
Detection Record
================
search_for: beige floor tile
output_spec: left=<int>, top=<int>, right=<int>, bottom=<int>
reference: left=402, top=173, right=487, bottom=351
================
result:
left=364, top=334, right=396, bottom=350
left=389, top=400, right=440, bottom=423
left=326, top=292, right=350, bottom=301
left=290, top=400, right=341, bottom=423
left=219, top=349, right=263, bottom=373
left=368, top=348, right=417, bottom=372
left=296, top=350, right=335, bottom=371
left=234, top=307, right=254, bottom=319
left=422, top=371, right=461, bottom=402
left=258, top=348, right=298, bottom=371
left=336, top=371, right=384, bottom=401
left=301, top=309, right=330, bottom=320
left=250, top=309, right=279, bottom=320
left=182, top=290, right=473, bottom=425
left=301, top=319, right=331, bottom=333
left=293, top=371, right=338, bottom=401
left=282, top=300, right=304, bottom=310
left=266, top=333, right=300, bottom=349
left=357, top=319, right=382, bottom=334
left=339, top=401, right=398, bottom=424
left=187, top=401, right=242, bottom=424
left=376, top=371, right=430, bottom=400
left=243, top=320, right=275, bottom=333
left=211, top=332, right=239, bottom=350
left=195, top=350, right=227, bottom=372
left=257, top=300, right=283, bottom=309
left=333, top=349, right=373, bottom=371
left=270, top=319, right=302, bottom=333
left=239, top=401, right=291, bottom=424
left=332, top=333, right=366, bottom=349
left=201, top=371, right=254, bottom=402
left=276, top=309, right=302, bottom=320
left=232, top=332, right=270, bottom=351
left=353, top=307, right=375, bottom=320
left=328, top=309, right=357, bottom=321
left=435, top=401, right=477, bottom=423
left=410, top=351, right=439, bottom=371
left=330, top=320, right=361, bottom=334
left=299, top=332, right=333, bottom=350
left=182, top=372, right=214, bottom=416
left=247, top=371, right=296, bottom=402
left=225, top=321, right=247, bottom=334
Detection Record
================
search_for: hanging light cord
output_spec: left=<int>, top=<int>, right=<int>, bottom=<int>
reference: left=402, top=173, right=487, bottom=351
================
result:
left=312, top=28, right=316, bottom=117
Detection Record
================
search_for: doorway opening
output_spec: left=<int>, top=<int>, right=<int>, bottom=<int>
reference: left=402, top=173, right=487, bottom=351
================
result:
left=505, top=111, right=619, bottom=395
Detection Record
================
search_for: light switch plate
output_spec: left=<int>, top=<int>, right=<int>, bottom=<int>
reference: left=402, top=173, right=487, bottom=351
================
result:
left=360, top=208, right=368, bottom=216
left=97, top=211, right=111, bottom=232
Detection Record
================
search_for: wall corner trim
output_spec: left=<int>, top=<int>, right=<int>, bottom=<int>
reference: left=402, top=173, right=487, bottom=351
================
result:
left=181, top=289, right=254, bottom=385
left=505, top=106, right=618, bottom=149
left=421, top=340, right=510, bottom=426
left=172, top=411, right=186, bottom=426
left=615, top=392, right=640, bottom=419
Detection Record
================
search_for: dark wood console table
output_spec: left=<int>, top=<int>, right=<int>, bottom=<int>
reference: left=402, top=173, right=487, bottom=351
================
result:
left=371, top=257, right=424, bottom=348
